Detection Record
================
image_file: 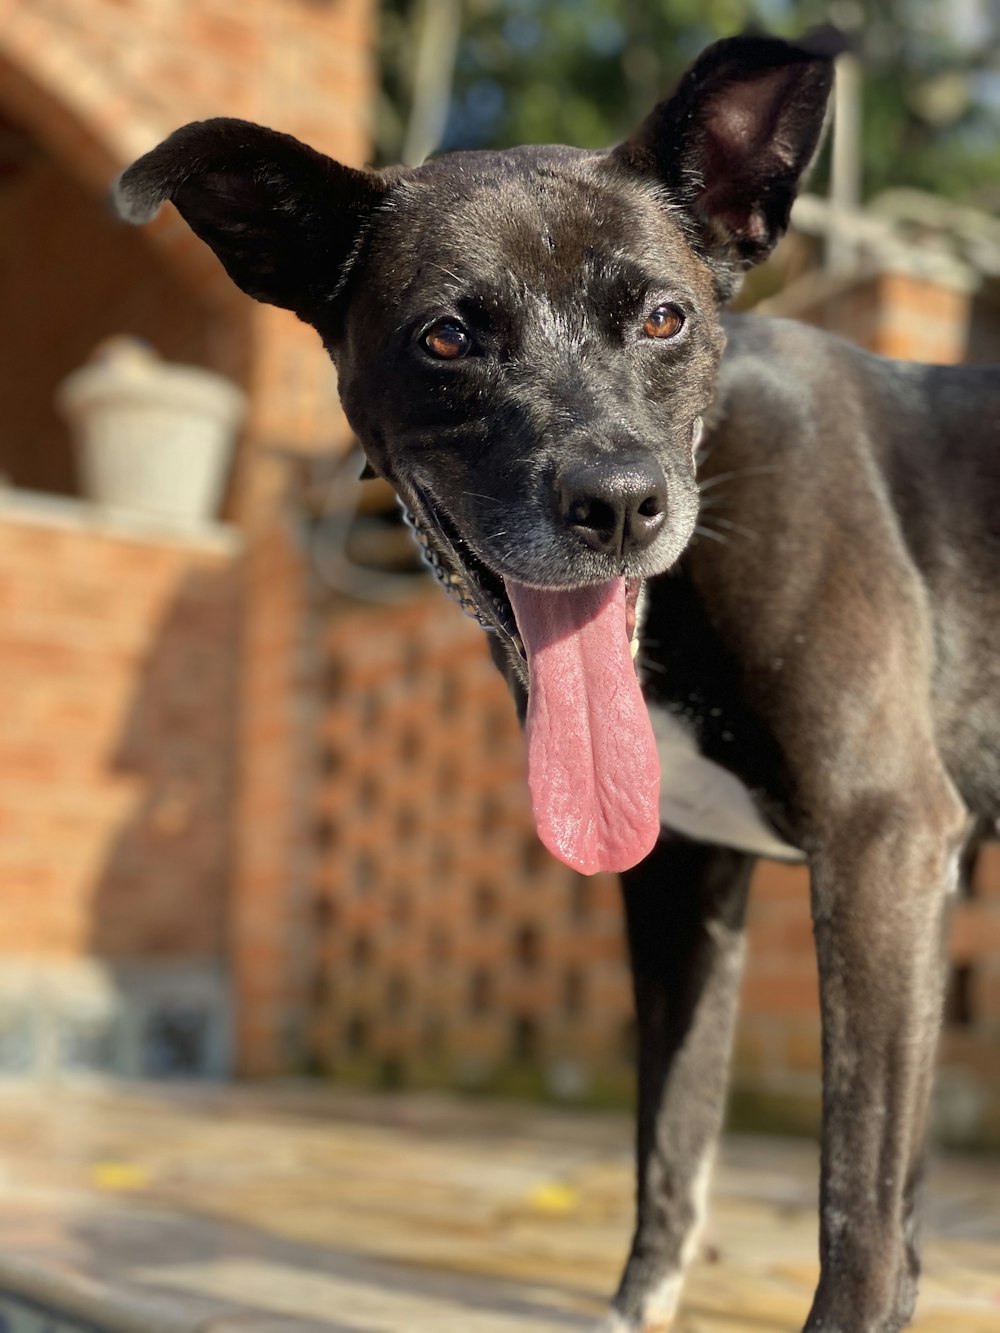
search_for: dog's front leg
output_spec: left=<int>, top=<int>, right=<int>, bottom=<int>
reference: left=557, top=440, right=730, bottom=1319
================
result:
left=605, top=836, right=756, bottom=1333
left=805, top=781, right=967, bottom=1333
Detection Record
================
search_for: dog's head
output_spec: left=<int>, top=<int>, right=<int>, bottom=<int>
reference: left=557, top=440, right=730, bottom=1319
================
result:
left=116, top=31, right=837, bottom=872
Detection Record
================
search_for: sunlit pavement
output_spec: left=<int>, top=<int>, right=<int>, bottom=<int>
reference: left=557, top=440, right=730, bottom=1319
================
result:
left=0, top=1086, right=995, bottom=1332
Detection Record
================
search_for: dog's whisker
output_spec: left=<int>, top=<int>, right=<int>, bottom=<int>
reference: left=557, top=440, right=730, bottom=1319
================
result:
left=707, top=515, right=759, bottom=542
left=698, top=464, right=780, bottom=492
left=694, top=435, right=723, bottom=468
left=694, top=524, right=729, bottom=545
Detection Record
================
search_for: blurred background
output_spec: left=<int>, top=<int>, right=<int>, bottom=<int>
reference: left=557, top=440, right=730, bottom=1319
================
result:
left=1, top=0, right=999, bottom=1149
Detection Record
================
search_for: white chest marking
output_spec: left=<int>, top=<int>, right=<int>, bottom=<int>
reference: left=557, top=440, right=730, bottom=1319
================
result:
left=648, top=704, right=806, bottom=862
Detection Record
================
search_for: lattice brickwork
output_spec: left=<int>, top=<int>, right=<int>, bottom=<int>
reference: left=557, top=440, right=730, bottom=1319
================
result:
left=306, top=591, right=634, bottom=1097
left=299, top=578, right=1000, bottom=1141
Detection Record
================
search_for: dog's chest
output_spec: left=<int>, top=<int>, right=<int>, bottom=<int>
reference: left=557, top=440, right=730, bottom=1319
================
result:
left=648, top=704, right=805, bottom=862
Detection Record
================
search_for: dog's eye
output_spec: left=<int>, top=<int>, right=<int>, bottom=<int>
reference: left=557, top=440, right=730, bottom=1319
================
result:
left=423, top=319, right=470, bottom=360
left=642, top=304, right=685, bottom=340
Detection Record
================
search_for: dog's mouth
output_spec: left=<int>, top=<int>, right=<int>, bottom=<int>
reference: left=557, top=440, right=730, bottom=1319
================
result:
left=401, top=492, right=527, bottom=654
left=402, top=491, right=646, bottom=656
left=403, top=490, right=660, bottom=875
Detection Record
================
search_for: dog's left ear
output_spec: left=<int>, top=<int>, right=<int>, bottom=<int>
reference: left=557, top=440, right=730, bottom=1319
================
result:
left=114, top=118, right=389, bottom=327
left=614, top=29, right=844, bottom=294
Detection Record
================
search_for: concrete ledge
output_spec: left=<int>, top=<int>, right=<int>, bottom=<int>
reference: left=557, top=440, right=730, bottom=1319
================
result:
left=0, top=486, right=243, bottom=556
left=0, top=960, right=232, bottom=1081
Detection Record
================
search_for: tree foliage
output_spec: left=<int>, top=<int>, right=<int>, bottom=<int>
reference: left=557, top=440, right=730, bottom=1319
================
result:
left=377, top=0, right=1000, bottom=204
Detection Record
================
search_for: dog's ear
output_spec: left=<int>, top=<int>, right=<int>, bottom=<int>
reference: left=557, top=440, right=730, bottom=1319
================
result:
left=113, top=118, right=387, bottom=325
left=614, top=29, right=843, bottom=292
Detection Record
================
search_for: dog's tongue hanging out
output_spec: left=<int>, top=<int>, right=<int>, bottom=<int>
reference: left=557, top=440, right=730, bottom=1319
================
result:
left=505, top=578, right=660, bottom=874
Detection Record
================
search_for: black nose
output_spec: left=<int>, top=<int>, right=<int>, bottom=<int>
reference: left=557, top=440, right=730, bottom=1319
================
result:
left=558, top=455, right=667, bottom=558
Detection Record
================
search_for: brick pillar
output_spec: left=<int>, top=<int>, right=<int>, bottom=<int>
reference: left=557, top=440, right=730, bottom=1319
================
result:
left=871, top=268, right=975, bottom=364
left=772, top=259, right=977, bottom=368
left=232, top=503, right=327, bottom=1076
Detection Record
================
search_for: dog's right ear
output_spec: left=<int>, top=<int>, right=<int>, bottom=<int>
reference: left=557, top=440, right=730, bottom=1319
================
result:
left=113, top=118, right=388, bottom=326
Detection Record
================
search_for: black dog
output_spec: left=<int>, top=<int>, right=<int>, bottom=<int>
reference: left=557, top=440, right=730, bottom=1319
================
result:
left=115, top=31, right=999, bottom=1333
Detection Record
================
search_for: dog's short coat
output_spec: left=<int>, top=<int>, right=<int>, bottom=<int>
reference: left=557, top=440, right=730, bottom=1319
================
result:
left=116, top=30, right=1000, bottom=1333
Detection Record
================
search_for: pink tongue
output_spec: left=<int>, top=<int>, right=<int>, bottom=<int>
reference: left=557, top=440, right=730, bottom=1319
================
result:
left=505, top=577, right=660, bottom=875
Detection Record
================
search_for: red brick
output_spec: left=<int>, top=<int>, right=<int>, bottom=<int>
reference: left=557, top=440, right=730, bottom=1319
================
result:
left=973, top=844, right=1000, bottom=897
left=0, top=517, right=237, bottom=962
left=752, top=861, right=810, bottom=903
left=949, top=902, right=1000, bottom=963
left=740, top=972, right=821, bottom=1018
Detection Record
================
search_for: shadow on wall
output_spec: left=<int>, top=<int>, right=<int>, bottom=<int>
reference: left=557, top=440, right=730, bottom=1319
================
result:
left=0, top=528, right=241, bottom=1082
left=84, top=561, right=240, bottom=1078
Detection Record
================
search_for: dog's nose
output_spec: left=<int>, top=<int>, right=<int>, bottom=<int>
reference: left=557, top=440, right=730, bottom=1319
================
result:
left=558, top=456, right=667, bottom=558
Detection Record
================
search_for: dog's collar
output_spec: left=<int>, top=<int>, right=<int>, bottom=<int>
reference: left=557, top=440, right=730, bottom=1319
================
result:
left=400, top=499, right=500, bottom=633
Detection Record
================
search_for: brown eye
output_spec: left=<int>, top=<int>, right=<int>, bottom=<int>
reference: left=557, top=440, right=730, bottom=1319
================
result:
left=423, top=319, right=470, bottom=359
left=642, top=304, right=685, bottom=340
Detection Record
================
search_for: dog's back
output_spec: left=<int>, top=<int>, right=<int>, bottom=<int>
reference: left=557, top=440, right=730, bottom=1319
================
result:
left=691, top=314, right=1000, bottom=830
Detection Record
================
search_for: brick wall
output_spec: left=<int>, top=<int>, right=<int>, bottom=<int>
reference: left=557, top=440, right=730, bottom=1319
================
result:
left=0, top=499, right=239, bottom=961
left=0, top=0, right=376, bottom=1074
left=0, top=0, right=373, bottom=190
left=936, top=845, right=1000, bottom=1143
